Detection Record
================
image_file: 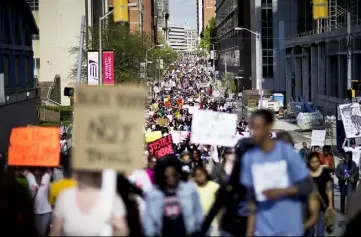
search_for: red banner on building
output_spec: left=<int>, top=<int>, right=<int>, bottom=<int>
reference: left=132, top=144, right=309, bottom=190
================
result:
left=102, top=51, right=114, bottom=85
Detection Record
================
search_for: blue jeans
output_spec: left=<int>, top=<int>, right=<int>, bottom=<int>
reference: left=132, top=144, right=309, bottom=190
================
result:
left=314, top=211, right=325, bottom=237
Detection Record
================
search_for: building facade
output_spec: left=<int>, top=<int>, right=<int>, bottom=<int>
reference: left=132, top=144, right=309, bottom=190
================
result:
left=168, top=25, right=186, bottom=51
left=284, top=0, right=361, bottom=115
left=0, top=0, right=40, bottom=153
left=156, top=0, right=169, bottom=29
left=216, top=0, right=298, bottom=92
left=197, top=0, right=216, bottom=36
left=185, top=29, right=198, bottom=52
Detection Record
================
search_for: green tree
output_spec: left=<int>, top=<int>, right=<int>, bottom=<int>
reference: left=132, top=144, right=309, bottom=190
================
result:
left=200, top=17, right=217, bottom=52
left=222, top=72, right=237, bottom=93
left=69, top=23, right=176, bottom=84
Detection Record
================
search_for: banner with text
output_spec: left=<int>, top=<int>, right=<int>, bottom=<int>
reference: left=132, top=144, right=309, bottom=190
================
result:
left=148, top=134, right=174, bottom=158
left=102, top=51, right=115, bottom=85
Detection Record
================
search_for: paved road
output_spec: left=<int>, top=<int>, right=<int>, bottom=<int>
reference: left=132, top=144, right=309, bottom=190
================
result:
left=274, top=120, right=345, bottom=236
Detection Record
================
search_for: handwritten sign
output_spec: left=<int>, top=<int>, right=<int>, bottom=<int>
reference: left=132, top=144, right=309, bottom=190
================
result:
left=339, top=103, right=361, bottom=138
left=311, top=130, right=326, bottom=146
left=73, top=85, right=147, bottom=172
left=148, top=134, right=174, bottom=158
left=8, top=127, right=60, bottom=167
left=156, top=118, right=169, bottom=126
left=191, top=110, right=237, bottom=146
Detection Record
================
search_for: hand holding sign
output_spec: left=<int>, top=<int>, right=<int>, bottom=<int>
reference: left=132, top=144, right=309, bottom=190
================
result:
left=8, top=127, right=60, bottom=167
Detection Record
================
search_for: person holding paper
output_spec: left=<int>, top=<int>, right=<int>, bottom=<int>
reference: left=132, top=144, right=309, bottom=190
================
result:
left=240, top=109, right=313, bottom=236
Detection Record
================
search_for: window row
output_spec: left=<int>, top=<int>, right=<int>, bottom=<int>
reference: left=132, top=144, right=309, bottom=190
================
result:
left=2, top=53, right=34, bottom=90
left=217, top=13, right=238, bottom=38
left=216, top=0, right=238, bottom=26
left=26, top=0, right=39, bottom=11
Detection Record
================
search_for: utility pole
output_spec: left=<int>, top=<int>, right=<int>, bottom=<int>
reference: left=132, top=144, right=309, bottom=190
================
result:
left=347, top=11, right=352, bottom=90
left=346, top=11, right=354, bottom=101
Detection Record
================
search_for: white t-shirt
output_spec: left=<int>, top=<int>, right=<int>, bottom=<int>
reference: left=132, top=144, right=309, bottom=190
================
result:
left=25, top=172, right=52, bottom=214
left=53, top=187, right=126, bottom=236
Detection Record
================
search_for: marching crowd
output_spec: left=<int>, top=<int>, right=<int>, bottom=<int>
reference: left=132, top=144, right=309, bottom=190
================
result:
left=1, top=55, right=361, bottom=237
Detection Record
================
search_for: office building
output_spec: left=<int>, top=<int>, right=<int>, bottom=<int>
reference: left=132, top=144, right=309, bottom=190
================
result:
left=284, top=0, right=361, bottom=114
left=197, top=0, right=216, bottom=36
left=110, top=0, right=156, bottom=37
left=216, top=0, right=297, bottom=92
left=156, top=0, right=169, bottom=29
left=0, top=0, right=40, bottom=152
left=168, top=25, right=186, bottom=51
left=185, top=29, right=198, bottom=52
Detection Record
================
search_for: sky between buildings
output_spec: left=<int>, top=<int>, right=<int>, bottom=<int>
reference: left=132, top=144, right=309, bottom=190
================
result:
left=169, top=0, right=197, bottom=29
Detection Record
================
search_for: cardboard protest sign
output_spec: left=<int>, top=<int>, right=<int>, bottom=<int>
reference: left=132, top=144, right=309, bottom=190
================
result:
left=148, top=134, right=174, bottom=158
left=8, top=127, right=60, bottom=167
left=156, top=118, right=169, bottom=126
left=191, top=110, right=237, bottom=146
left=73, top=85, right=147, bottom=172
left=311, top=130, right=326, bottom=146
left=145, top=131, right=162, bottom=143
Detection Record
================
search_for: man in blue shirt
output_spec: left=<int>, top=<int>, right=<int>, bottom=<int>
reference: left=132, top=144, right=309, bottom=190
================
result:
left=240, top=109, right=313, bottom=236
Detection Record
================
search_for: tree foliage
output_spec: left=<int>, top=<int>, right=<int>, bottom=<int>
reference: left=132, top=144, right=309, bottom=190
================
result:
left=222, top=72, right=237, bottom=93
left=200, top=17, right=217, bottom=51
left=69, top=22, right=177, bottom=84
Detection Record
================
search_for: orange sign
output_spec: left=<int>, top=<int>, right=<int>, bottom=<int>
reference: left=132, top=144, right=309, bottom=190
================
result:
left=8, top=127, right=60, bottom=167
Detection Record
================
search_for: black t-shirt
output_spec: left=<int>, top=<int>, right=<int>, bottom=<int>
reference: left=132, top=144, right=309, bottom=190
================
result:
left=313, top=168, right=331, bottom=210
left=162, top=192, right=187, bottom=236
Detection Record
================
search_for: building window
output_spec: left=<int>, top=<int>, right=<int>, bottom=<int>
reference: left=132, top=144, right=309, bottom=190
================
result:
left=261, top=1, right=273, bottom=79
left=24, top=56, right=30, bottom=87
left=32, top=34, right=39, bottom=40
left=27, top=0, right=39, bottom=11
left=34, top=58, right=40, bottom=69
left=15, top=56, right=21, bottom=87
left=4, top=55, right=10, bottom=88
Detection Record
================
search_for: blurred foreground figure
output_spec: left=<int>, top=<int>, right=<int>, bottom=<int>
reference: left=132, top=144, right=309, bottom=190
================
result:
left=240, top=110, right=313, bottom=236
left=143, top=155, right=203, bottom=236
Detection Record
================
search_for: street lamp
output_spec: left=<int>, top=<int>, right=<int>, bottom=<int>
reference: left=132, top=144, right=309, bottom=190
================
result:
left=234, top=27, right=263, bottom=107
left=145, top=44, right=163, bottom=80
left=98, top=3, right=138, bottom=85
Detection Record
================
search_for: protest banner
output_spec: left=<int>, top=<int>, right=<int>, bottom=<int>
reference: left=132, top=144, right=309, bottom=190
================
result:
left=148, top=134, right=174, bottom=158
left=311, top=129, right=326, bottom=146
left=73, top=85, right=147, bottom=172
left=145, top=131, right=162, bottom=143
left=8, top=127, right=60, bottom=167
left=191, top=110, right=237, bottom=146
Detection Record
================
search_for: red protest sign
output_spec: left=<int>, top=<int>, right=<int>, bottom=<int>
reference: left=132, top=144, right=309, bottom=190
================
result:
left=148, top=134, right=174, bottom=158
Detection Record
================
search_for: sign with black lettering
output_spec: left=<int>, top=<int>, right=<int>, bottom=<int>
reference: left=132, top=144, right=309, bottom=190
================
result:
left=148, top=134, right=174, bottom=158
left=73, top=85, right=147, bottom=172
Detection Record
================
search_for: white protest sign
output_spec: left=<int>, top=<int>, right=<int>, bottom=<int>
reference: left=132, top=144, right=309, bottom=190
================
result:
left=212, top=91, right=220, bottom=98
left=171, top=131, right=190, bottom=143
left=311, top=130, right=326, bottom=146
left=73, top=85, right=147, bottom=172
left=188, top=105, right=200, bottom=114
left=191, top=110, right=237, bottom=146
left=339, top=103, right=361, bottom=138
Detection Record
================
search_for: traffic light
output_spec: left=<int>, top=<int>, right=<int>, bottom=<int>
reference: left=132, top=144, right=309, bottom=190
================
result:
left=113, top=0, right=129, bottom=22
left=347, top=89, right=355, bottom=100
left=64, top=87, right=74, bottom=97
left=165, top=13, right=170, bottom=20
